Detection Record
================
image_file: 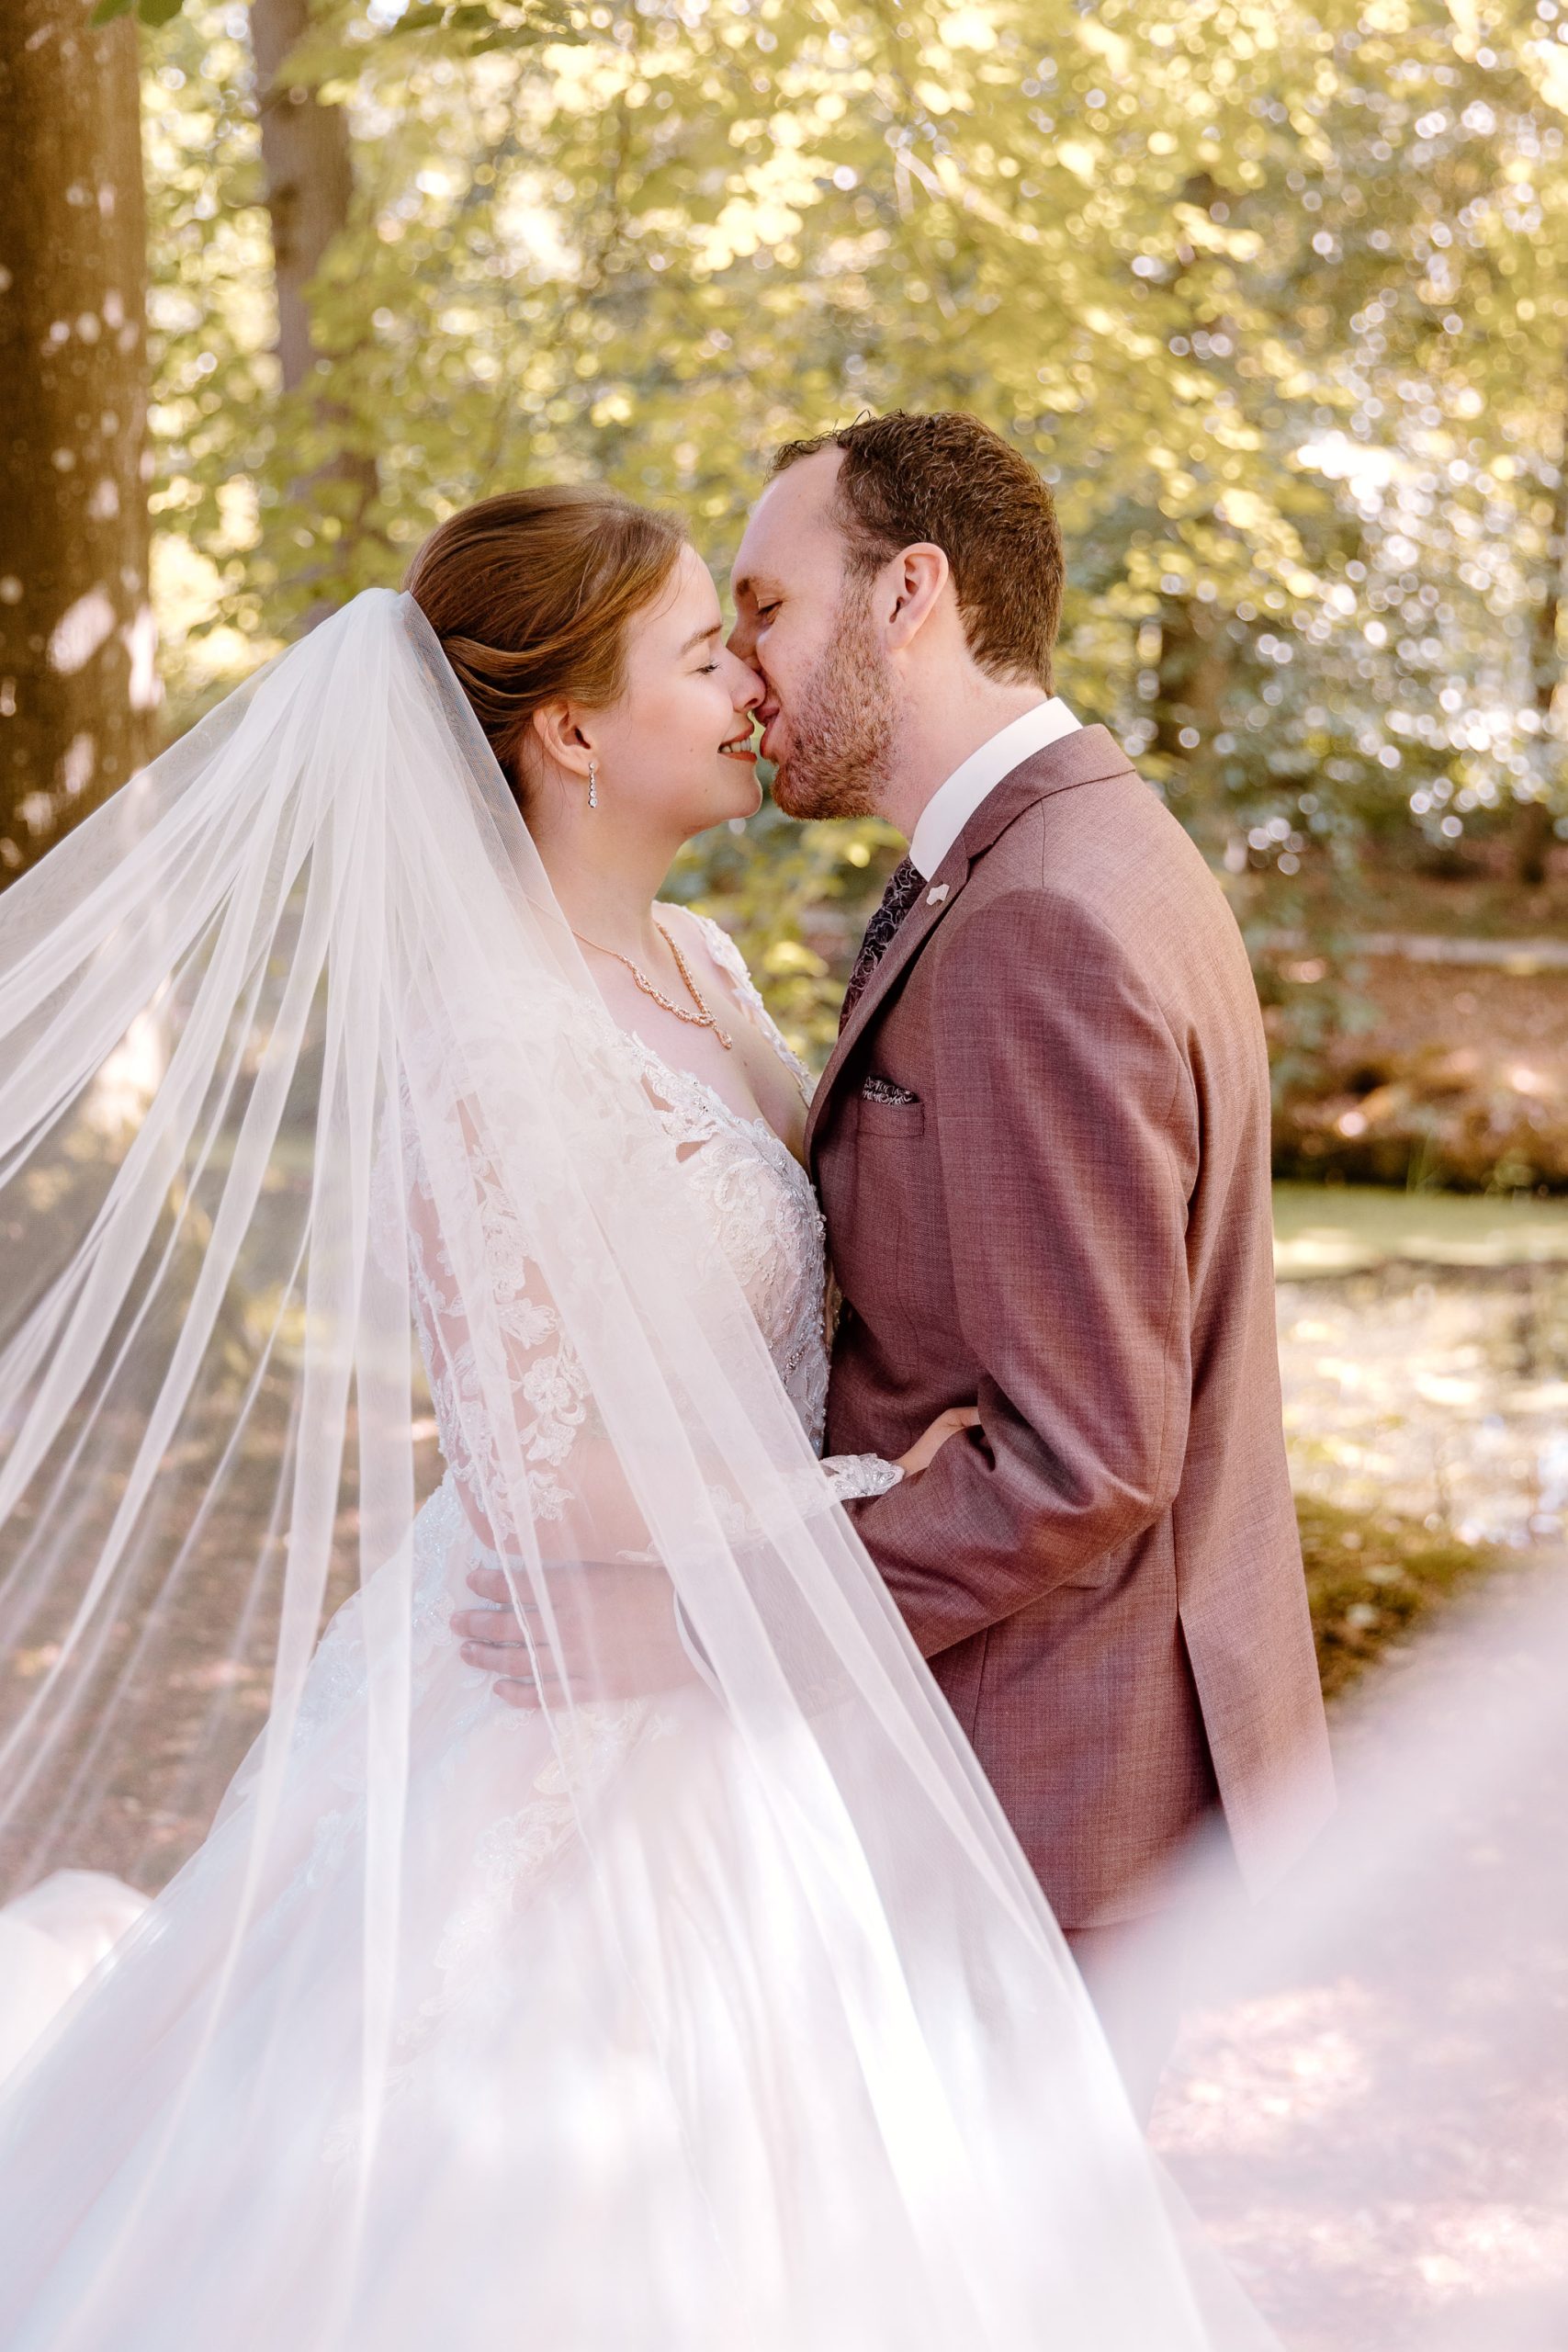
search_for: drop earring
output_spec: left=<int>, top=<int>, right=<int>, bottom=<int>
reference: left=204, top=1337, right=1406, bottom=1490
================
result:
left=587, top=759, right=599, bottom=810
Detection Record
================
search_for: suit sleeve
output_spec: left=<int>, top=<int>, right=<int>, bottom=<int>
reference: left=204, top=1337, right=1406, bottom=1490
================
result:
left=845, top=888, right=1198, bottom=1657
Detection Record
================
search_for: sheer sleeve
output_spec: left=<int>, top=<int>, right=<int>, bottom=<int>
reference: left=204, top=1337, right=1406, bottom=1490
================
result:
left=684, top=910, right=814, bottom=1102
left=370, top=1052, right=626, bottom=1565
left=404, top=1099, right=592, bottom=1545
left=369, top=1046, right=713, bottom=1709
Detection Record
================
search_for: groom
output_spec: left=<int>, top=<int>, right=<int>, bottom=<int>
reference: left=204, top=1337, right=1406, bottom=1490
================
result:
left=728, top=411, right=1333, bottom=2107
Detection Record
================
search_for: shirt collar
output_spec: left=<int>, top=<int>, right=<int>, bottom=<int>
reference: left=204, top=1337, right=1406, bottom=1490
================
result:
left=907, top=697, right=1082, bottom=879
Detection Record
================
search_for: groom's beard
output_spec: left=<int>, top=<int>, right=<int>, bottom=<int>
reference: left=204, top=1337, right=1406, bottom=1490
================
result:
left=770, top=582, right=898, bottom=821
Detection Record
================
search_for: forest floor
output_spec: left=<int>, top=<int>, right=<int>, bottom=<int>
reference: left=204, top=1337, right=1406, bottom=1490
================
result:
left=1154, top=1547, right=1568, bottom=2351
left=1233, top=834, right=1568, bottom=947
left=1237, top=844, right=1568, bottom=1190
left=1155, top=1168, right=1568, bottom=2349
left=1296, top=1495, right=1500, bottom=1703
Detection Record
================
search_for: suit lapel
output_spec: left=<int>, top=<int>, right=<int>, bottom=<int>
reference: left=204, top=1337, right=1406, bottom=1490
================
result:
left=806, top=844, right=968, bottom=1161
left=805, top=726, right=1135, bottom=1164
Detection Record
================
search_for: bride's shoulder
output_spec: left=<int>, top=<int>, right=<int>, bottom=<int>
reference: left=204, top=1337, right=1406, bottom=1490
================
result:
left=659, top=902, right=754, bottom=993
left=660, top=903, right=814, bottom=1096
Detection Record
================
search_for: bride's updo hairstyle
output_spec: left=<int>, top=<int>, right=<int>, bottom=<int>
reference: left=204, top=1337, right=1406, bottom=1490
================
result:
left=405, top=486, right=686, bottom=808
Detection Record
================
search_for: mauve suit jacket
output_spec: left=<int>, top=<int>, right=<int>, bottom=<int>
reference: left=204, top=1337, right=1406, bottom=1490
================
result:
left=808, top=727, right=1334, bottom=1928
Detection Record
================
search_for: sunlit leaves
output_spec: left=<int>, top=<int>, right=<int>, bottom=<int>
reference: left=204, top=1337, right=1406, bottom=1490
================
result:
left=92, top=0, right=187, bottom=25
left=136, top=0, right=1568, bottom=915
left=383, top=0, right=581, bottom=51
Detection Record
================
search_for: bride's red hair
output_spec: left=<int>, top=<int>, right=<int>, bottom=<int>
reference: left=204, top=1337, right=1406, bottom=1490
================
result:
left=405, top=486, right=686, bottom=808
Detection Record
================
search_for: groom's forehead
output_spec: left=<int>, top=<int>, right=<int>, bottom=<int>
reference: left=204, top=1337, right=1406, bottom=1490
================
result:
left=738, top=450, right=845, bottom=581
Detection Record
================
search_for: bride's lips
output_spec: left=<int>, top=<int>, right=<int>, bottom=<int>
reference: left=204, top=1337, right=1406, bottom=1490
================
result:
left=720, top=729, right=757, bottom=763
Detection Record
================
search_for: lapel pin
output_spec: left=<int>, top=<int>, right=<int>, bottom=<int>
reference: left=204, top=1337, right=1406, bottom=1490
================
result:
left=926, top=883, right=949, bottom=906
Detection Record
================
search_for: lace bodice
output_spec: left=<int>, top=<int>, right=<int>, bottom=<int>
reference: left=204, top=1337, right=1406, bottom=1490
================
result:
left=379, top=910, right=897, bottom=1544
left=626, top=914, right=829, bottom=1445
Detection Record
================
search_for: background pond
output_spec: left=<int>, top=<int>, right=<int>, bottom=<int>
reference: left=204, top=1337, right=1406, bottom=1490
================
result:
left=1275, top=1186, right=1568, bottom=1554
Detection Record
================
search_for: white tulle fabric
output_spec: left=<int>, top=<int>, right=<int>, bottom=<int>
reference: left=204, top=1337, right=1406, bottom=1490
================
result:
left=0, top=591, right=1219, bottom=2351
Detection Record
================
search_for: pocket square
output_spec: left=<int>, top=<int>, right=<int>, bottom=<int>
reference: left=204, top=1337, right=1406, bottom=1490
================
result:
left=862, top=1075, right=920, bottom=1106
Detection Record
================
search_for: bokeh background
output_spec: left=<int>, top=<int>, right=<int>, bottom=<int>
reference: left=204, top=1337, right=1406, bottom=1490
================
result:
left=6, top=0, right=1568, bottom=1690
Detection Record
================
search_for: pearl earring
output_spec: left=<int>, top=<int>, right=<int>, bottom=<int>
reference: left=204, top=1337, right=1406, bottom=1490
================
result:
left=587, top=759, right=599, bottom=810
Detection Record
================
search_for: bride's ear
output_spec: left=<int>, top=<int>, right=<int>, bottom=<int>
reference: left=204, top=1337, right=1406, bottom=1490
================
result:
left=527, top=697, right=595, bottom=779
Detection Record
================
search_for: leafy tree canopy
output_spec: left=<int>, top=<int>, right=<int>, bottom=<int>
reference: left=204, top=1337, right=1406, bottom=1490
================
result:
left=130, top=0, right=1568, bottom=1052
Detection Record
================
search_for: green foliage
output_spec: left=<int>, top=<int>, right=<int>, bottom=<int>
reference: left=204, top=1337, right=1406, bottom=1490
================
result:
left=135, top=0, right=1568, bottom=1009
left=1297, top=1491, right=1501, bottom=1701
left=141, top=7, right=280, bottom=727
left=93, top=0, right=188, bottom=27
left=381, top=0, right=581, bottom=51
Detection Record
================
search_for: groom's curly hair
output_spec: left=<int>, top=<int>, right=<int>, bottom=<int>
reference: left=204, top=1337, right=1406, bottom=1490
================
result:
left=770, top=412, right=1064, bottom=692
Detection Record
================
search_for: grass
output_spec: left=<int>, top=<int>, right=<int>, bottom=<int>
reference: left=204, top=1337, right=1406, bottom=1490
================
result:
left=1273, top=1181, right=1568, bottom=1277
left=1298, top=1493, right=1502, bottom=1702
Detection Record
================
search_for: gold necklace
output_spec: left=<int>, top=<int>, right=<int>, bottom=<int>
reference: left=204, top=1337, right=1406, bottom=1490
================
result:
left=572, top=917, right=734, bottom=1050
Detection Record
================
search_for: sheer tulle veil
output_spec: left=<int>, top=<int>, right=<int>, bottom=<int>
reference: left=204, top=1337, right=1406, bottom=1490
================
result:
left=0, top=589, right=1225, bottom=2348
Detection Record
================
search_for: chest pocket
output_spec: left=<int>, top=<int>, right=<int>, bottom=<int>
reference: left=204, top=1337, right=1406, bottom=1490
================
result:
left=854, top=1094, right=926, bottom=1141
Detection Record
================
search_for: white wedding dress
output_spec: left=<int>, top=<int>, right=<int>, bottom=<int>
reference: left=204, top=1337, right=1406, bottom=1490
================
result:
left=0, top=591, right=1226, bottom=2352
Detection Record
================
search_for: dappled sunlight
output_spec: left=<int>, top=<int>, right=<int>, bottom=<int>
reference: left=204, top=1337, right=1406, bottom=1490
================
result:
left=1161, top=1984, right=1380, bottom=2161
left=1154, top=1550, right=1568, bottom=2346
left=1276, top=1189, right=1568, bottom=1548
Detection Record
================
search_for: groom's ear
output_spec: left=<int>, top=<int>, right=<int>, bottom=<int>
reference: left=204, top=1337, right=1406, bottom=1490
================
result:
left=883, top=544, right=950, bottom=653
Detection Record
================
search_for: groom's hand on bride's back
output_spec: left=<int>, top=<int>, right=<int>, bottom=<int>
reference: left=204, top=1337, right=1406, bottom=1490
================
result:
left=450, top=1556, right=702, bottom=1710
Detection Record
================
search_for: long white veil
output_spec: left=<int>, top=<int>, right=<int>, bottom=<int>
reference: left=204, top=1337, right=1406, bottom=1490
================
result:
left=1148, top=1552, right=1568, bottom=2350
left=0, top=590, right=1223, bottom=2349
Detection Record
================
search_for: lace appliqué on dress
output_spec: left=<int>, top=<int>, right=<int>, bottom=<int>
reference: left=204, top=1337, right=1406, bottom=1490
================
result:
left=608, top=910, right=831, bottom=1450
left=821, top=1455, right=906, bottom=1504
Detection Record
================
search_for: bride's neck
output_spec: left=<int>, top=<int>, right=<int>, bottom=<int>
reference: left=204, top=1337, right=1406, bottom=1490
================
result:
left=528, top=804, right=681, bottom=965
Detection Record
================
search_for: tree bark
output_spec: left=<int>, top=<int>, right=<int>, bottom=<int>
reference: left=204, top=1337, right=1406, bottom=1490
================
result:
left=249, top=0, right=378, bottom=608
left=0, top=1, right=156, bottom=880
left=250, top=0, right=357, bottom=400
left=1151, top=595, right=1231, bottom=843
left=1519, top=399, right=1568, bottom=889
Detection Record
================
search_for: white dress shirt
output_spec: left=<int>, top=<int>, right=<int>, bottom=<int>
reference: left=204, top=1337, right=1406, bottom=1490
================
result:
left=907, top=697, right=1082, bottom=879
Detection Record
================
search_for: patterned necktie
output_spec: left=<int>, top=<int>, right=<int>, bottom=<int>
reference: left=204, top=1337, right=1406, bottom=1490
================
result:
left=840, top=855, right=923, bottom=1031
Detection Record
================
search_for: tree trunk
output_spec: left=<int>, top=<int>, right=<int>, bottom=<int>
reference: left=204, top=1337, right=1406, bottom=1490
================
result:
left=1151, top=596, right=1231, bottom=844
left=0, top=1, right=155, bottom=880
left=249, top=0, right=378, bottom=614
left=250, top=0, right=357, bottom=401
left=1519, top=401, right=1568, bottom=889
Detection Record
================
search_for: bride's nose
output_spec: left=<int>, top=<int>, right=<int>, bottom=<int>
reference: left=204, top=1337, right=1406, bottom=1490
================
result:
left=725, top=650, right=764, bottom=712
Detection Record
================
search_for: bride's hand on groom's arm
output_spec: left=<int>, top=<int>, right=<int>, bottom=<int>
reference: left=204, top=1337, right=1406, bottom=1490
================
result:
left=896, top=1404, right=981, bottom=1479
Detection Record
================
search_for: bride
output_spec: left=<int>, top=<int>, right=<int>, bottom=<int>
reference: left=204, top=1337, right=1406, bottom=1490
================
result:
left=0, top=485, right=1228, bottom=2348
